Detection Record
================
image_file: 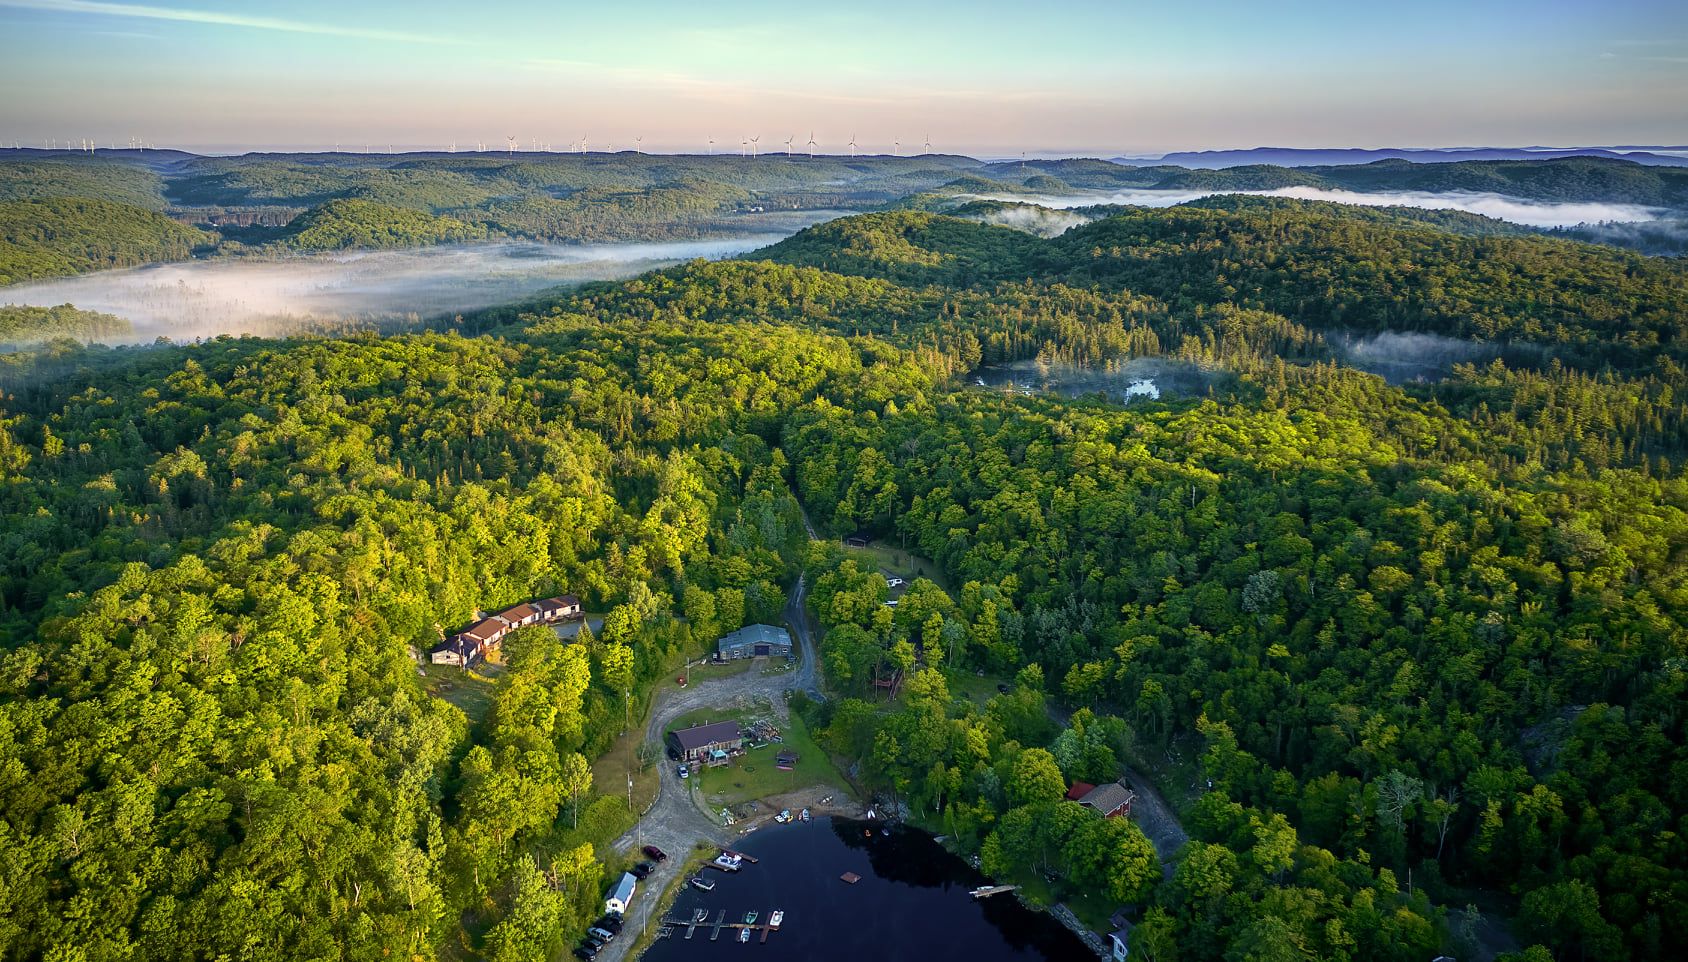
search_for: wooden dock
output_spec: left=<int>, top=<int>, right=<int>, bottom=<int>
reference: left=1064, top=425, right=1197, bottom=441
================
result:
left=659, top=909, right=782, bottom=944
left=720, top=849, right=759, bottom=864
left=970, top=884, right=1019, bottom=898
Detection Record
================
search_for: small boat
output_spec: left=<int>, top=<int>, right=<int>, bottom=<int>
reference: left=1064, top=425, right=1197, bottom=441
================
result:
left=691, top=875, right=716, bottom=891
left=768, top=910, right=784, bottom=929
left=881, top=827, right=891, bottom=837
left=744, top=910, right=758, bottom=925
left=799, top=808, right=811, bottom=822
left=738, top=928, right=751, bottom=943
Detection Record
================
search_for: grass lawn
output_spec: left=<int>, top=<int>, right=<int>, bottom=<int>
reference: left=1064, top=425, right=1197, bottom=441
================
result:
left=944, top=667, right=1014, bottom=707
left=841, top=543, right=953, bottom=592
left=422, top=660, right=503, bottom=724
left=688, top=712, right=840, bottom=809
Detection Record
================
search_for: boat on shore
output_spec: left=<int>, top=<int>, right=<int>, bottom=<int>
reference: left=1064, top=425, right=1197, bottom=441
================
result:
left=799, top=808, right=811, bottom=822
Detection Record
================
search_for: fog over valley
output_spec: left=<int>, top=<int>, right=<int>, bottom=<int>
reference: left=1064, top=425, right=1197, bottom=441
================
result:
left=973, top=186, right=1665, bottom=228
left=0, top=233, right=810, bottom=343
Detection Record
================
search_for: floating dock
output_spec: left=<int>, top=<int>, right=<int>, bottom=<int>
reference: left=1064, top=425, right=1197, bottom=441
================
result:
left=660, top=908, right=782, bottom=944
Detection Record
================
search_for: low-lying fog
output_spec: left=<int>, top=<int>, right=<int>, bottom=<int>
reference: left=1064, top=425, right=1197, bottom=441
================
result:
left=975, top=357, right=1227, bottom=402
left=1, top=214, right=843, bottom=344
left=973, top=186, right=1664, bottom=229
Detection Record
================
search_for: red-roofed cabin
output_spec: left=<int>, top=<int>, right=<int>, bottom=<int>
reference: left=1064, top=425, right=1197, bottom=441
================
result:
left=1066, top=782, right=1097, bottom=802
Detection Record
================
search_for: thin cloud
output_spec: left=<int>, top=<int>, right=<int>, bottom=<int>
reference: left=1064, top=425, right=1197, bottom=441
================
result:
left=0, top=0, right=454, bottom=44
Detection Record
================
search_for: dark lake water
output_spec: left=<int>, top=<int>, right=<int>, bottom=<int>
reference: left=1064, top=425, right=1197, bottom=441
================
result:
left=638, top=818, right=1094, bottom=962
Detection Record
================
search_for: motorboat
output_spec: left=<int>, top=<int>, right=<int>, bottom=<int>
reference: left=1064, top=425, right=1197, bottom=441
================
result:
left=738, top=928, right=751, bottom=943
left=799, top=808, right=811, bottom=822
left=690, top=875, right=716, bottom=891
left=744, top=910, right=758, bottom=925
left=768, top=910, right=784, bottom=929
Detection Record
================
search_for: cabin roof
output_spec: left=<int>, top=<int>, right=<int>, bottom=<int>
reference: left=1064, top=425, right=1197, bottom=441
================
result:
left=671, top=720, right=742, bottom=751
left=1078, top=780, right=1136, bottom=814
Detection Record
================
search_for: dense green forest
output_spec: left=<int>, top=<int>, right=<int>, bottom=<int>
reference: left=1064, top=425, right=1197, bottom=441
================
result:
left=0, top=171, right=1685, bottom=961
left=0, top=198, right=213, bottom=284
left=282, top=198, right=491, bottom=250
left=0, top=304, right=131, bottom=344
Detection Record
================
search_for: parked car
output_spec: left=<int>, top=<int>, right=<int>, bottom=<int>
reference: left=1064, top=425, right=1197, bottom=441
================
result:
left=997, top=682, right=1010, bottom=694
left=582, top=934, right=604, bottom=948
left=574, top=948, right=596, bottom=960
left=630, top=861, right=654, bottom=879
left=678, top=764, right=690, bottom=779
left=643, top=845, right=668, bottom=862
left=588, top=926, right=616, bottom=942
left=594, top=916, right=622, bottom=933
left=665, top=745, right=680, bottom=761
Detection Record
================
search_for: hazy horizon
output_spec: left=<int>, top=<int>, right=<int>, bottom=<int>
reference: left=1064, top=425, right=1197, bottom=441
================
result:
left=2, top=0, right=1684, bottom=156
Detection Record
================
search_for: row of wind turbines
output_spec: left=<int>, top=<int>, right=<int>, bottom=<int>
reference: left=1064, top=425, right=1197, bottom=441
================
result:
left=452, top=132, right=937, bottom=158
left=10, top=134, right=941, bottom=157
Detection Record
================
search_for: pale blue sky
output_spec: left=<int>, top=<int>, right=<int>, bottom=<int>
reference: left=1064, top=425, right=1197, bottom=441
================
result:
left=0, top=0, right=1683, bottom=155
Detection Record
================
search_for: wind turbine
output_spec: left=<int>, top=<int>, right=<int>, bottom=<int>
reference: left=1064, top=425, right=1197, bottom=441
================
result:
left=784, top=135, right=793, bottom=156
left=708, top=136, right=714, bottom=155
left=750, top=136, right=760, bottom=158
left=893, top=140, right=900, bottom=155
left=923, top=134, right=931, bottom=155
left=740, top=138, right=747, bottom=156
left=848, top=135, right=857, bottom=158
left=507, top=136, right=517, bottom=155
left=806, top=131, right=817, bottom=158
left=635, top=136, right=643, bottom=154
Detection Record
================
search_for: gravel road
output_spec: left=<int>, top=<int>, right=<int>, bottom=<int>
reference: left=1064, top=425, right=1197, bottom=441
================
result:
left=592, top=579, right=821, bottom=961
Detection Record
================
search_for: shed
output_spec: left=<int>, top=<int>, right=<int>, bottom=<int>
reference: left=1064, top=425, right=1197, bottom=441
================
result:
left=717, top=624, right=793, bottom=660
left=605, top=872, right=637, bottom=914
left=1110, top=920, right=1133, bottom=961
left=842, top=531, right=874, bottom=548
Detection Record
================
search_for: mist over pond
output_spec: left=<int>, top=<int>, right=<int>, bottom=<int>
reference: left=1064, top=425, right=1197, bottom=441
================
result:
left=975, top=357, right=1227, bottom=402
left=0, top=211, right=844, bottom=344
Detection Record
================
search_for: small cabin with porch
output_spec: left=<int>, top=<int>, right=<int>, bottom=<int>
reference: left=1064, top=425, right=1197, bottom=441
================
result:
left=1076, top=780, right=1137, bottom=819
left=669, top=720, right=743, bottom=765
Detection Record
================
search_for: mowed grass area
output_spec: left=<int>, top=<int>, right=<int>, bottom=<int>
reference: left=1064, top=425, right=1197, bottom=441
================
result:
left=586, top=658, right=758, bottom=815
left=943, top=667, right=1013, bottom=707
left=422, top=660, right=504, bottom=724
left=692, top=713, right=838, bottom=809
left=840, top=543, right=952, bottom=592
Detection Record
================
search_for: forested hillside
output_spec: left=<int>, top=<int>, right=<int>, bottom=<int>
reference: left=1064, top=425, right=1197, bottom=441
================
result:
left=0, top=197, right=1683, bottom=962
left=283, top=198, right=490, bottom=250
left=0, top=197, right=212, bottom=284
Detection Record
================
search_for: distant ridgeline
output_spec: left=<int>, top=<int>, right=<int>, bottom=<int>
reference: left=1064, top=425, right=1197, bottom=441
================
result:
left=0, top=179, right=1684, bottom=962
left=0, top=151, right=1685, bottom=286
